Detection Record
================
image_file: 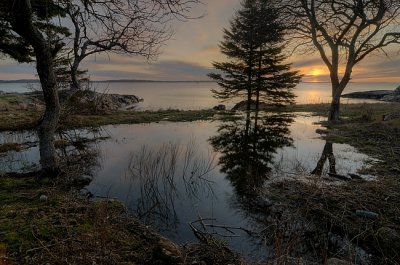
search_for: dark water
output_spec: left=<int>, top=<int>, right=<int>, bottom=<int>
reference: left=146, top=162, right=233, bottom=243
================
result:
left=0, top=113, right=375, bottom=262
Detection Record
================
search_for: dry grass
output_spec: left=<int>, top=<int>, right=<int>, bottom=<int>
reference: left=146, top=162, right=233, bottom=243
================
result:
left=264, top=175, right=400, bottom=264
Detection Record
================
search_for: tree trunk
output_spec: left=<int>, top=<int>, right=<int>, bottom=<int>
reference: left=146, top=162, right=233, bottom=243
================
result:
left=328, top=72, right=351, bottom=122
left=70, top=60, right=80, bottom=90
left=11, top=0, right=61, bottom=175
left=328, top=93, right=341, bottom=122
left=311, top=141, right=336, bottom=176
left=247, top=89, right=252, bottom=111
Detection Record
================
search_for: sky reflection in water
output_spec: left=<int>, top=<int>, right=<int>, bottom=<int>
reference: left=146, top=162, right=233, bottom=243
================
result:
left=83, top=114, right=372, bottom=259
left=0, top=114, right=374, bottom=260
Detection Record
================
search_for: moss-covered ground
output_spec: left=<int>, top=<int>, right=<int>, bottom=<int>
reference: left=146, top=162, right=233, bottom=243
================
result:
left=0, top=174, right=243, bottom=264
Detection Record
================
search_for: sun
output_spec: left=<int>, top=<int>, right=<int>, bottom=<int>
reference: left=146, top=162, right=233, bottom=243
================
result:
left=309, top=68, right=324, bottom=76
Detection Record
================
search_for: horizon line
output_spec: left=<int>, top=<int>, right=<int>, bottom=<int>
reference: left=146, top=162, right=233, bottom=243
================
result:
left=0, top=79, right=399, bottom=84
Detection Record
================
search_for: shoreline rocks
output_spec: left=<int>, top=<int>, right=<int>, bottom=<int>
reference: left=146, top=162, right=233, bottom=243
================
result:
left=342, top=90, right=394, bottom=99
left=342, top=85, right=400, bottom=102
left=2, top=89, right=143, bottom=112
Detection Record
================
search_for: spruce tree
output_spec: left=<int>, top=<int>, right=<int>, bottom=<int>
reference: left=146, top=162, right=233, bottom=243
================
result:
left=209, top=0, right=301, bottom=111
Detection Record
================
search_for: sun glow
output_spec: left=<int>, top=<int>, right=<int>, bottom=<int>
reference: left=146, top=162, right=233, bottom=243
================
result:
left=309, top=68, right=325, bottom=76
left=296, top=65, right=331, bottom=82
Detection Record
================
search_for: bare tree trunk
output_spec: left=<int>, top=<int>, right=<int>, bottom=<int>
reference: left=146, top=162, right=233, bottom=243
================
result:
left=311, top=141, right=336, bottom=176
left=11, top=0, right=60, bottom=175
left=328, top=93, right=341, bottom=122
left=328, top=74, right=350, bottom=122
left=70, top=60, right=80, bottom=90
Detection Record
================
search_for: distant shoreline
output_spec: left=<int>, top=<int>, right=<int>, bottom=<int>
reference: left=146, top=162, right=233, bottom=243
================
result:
left=0, top=79, right=398, bottom=84
left=0, top=79, right=217, bottom=84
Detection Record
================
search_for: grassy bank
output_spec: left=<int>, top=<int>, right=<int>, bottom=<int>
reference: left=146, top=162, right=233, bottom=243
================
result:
left=0, top=173, right=243, bottom=264
left=314, top=102, right=400, bottom=175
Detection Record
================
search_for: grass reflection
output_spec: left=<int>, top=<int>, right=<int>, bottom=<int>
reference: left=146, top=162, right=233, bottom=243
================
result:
left=126, top=140, right=216, bottom=230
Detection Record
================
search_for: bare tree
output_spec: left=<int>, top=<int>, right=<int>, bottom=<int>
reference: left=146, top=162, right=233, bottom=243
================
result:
left=281, top=0, right=400, bottom=121
left=61, top=0, right=202, bottom=89
left=1, top=0, right=201, bottom=175
left=9, top=0, right=61, bottom=174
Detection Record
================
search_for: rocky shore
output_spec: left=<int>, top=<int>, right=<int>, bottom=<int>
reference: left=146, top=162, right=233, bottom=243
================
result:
left=342, top=85, right=400, bottom=102
left=0, top=89, right=143, bottom=113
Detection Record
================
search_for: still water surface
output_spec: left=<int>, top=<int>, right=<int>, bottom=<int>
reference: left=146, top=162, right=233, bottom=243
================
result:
left=0, top=81, right=397, bottom=110
left=0, top=114, right=374, bottom=260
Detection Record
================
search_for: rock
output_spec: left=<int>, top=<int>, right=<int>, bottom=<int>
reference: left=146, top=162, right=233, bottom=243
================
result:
left=56, top=89, right=142, bottom=113
left=326, top=258, right=352, bottom=265
left=39, top=195, right=48, bottom=202
left=154, top=238, right=183, bottom=263
left=213, top=104, right=226, bottom=110
left=355, top=210, right=378, bottom=219
left=74, top=175, right=93, bottom=186
left=79, top=188, right=93, bottom=198
left=376, top=227, right=400, bottom=256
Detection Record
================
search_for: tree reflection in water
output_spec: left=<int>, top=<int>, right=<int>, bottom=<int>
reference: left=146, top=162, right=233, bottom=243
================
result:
left=209, top=111, right=293, bottom=201
left=311, top=141, right=336, bottom=176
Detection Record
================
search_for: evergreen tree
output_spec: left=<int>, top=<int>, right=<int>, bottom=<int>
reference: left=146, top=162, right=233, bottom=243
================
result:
left=209, top=0, right=301, bottom=111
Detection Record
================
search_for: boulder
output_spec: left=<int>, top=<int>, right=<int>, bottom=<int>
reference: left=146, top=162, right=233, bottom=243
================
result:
left=154, top=237, right=183, bottom=263
left=58, top=89, right=142, bottom=113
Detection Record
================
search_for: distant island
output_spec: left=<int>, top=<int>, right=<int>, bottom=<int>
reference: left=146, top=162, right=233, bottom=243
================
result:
left=0, top=79, right=215, bottom=83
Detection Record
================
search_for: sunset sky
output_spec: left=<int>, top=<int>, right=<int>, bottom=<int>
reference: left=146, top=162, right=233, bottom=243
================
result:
left=0, top=0, right=399, bottom=83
